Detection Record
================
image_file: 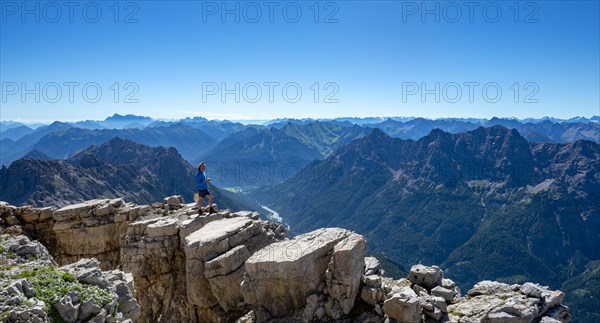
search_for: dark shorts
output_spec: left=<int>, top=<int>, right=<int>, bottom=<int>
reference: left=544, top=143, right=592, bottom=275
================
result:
left=198, top=189, right=211, bottom=198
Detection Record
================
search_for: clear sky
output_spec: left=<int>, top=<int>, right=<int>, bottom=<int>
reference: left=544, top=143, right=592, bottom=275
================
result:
left=1, top=0, right=599, bottom=122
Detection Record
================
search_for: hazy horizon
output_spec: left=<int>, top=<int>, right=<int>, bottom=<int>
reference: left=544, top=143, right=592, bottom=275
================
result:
left=2, top=113, right=599, bottom=127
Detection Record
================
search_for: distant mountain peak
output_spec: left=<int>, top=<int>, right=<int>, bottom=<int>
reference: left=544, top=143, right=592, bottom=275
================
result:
left=105, top=114, right=152, bottom=122
left=21, top=149, right=52, bottom=161
left=368, top=127, right=391, bottom=139
left=48, top=121, right=71, bottom=128
left=427, top=127, right=452, bottom=137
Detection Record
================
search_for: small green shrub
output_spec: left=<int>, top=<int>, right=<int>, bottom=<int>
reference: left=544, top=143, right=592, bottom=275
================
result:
left=61, top=272, right=75, bottom=282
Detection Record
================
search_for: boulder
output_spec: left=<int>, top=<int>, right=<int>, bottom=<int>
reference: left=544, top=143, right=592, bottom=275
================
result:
left=54, top=295, right=80, bottom=323
left=441, top=278, right=461, bottom=299
left=360, top=286, right=385, bottom=306
left=146, top=218, right=178, bottom=238
left=408, top=264, right=443, bottom=290
left=520, top=282, right=545, bottom=298
left=431, top=286, right=455, bottom=303
left=365, top=256, right=382, bottom=276
left=164, top=195, right=183, bottom=208
left=364, top=275, right=382, bottom=288
left=382, top=286, right=422, bottom=323
left=242, top=228, right=353, bottom=318
left=59, top=258, right=109, bottom=289
left=412, top=283, right=429, bottom=297
left=468, top=280, right=519, bottom=297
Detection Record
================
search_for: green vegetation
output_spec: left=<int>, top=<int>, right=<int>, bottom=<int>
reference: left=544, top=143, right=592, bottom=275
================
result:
left=282, top=122, right=371, bottom=157
left=61, top=272, right=75, bottom=282
left=9, top=266, right=113, bottom=315
left=561, top=261, right=600, bottom=323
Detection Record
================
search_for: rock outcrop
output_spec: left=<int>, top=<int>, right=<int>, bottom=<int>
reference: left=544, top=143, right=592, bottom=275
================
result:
left=355, top=264, right=570, bottom=323
left=0, top=198, right=572, bottom=323
left=121, top=205, right=287, bottom=322
left=0, top=234, right=140, bottom=323
left=242, top=228, right=366, bottom=320
left=0, top=199, right=148, bottom=270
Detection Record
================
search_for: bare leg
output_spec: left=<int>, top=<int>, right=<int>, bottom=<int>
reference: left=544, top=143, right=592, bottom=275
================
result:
left=197, top=196, right=204, bottom=209
left=207, top=195, right=213, bottom=208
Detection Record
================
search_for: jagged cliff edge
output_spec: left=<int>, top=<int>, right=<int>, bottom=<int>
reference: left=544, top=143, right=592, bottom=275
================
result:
left=0, top=197, right=570, bottom=323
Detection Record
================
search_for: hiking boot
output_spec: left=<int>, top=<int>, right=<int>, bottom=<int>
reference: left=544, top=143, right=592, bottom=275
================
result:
left=209, top=207, right=216, bottom=214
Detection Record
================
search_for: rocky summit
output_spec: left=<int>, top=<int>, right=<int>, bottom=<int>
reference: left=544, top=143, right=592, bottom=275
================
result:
left=1, top=197, right=570, bottom=322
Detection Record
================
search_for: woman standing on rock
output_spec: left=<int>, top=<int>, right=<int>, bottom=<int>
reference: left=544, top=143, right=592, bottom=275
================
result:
left=195, top=162, right=216, bottom=214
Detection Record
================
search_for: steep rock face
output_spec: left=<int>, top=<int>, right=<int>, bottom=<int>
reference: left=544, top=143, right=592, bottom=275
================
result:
left=242, top=228, right=366, bottom=320
left=0, top=199, right=147, bottom=270
left=52, top=199, right=144, bottom=268
left=121, top=207, right=287, bottom=322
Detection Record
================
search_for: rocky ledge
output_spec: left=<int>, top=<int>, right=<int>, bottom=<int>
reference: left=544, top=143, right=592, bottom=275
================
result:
left=1, top=197, right=570, bottom=322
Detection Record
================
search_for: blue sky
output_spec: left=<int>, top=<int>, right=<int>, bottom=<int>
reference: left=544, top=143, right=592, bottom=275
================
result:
left=1, top=0, right=599, bottom=122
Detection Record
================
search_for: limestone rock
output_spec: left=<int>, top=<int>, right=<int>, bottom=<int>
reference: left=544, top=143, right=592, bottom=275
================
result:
left=242, top=228, right=354, bottom=318
left=365, top=256, right=383, bottom=276
left=0, top=199, right=574, bottom=323
left=364, top=275, right=383, bottom=288
left=382, top=286, right=422, bottom=323
left=185, top=217, right=255, bottom=308
left=0, top=234, right=139, bottom=323
left=431, top=286, right=455, bottom=303
left=447, top=281, right=568, bottom=323
left=60, top=258, right=109, bottom=289
left=361, top=286, right=386, bottom=306
left=106, top=270, right=141, bottom=321
left=325, top=232, right=367, bottom=314
left=468, top=280, right=520, bottom=297
left=408, top=264, right=443, bottom=290
left=412, top=283, right=429, bottom=297
left=164, top=195, right=184, bottom=209
left=55, top=295, right=80, bottom=323
left=51, top=199, right=134, bottom=269
left=205, top=245, right=252, bottom=311
left=419, top=295, right=447, bottom=321
left=441, top=278, right=461, bottom=299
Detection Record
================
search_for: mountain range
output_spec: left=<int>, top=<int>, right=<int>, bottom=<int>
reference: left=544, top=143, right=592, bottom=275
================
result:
left=2, top=116, right=597, bottom=170
left=0, top=123, right=218, bottom=166
left=196, top=122, right=373, bottom=187
left=0, top=137, right=261, bottom=212
left=251, top=126, right=600, bottom=322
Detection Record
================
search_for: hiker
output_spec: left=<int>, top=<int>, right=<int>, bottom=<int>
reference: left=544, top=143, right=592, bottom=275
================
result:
left=196, top=162, right=216, bottom=214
